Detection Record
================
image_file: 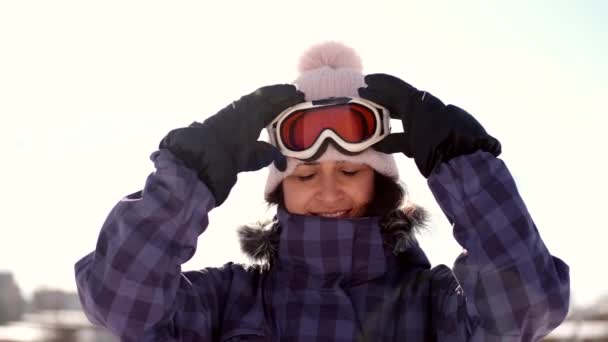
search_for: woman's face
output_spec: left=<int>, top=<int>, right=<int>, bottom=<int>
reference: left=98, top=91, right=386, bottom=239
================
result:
left=282, top=160, right=375, bottom=218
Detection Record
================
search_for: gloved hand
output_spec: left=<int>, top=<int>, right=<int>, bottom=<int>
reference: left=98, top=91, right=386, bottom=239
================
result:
left=160, top=84, right=305, bottom=205
left=358, top=74, right=501, bottom=178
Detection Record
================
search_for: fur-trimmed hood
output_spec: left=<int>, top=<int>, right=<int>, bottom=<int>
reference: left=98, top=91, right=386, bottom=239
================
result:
left=238, top=205, right=428, bottom=267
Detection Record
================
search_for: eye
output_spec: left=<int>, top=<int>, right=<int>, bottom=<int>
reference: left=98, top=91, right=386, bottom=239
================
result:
left=341, top=170, right=360, bottom=176
left=296, top=173, right=315, bottom=181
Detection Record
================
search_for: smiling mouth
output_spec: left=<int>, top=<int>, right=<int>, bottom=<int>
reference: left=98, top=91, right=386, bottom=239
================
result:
left=314, top=210, right=350, bottom=218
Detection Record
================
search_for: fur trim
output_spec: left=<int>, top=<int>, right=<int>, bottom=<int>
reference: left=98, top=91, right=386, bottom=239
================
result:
left=237, top=205, right=428, bottom=265
left=379, top=204, right=428, bottom=254
left=238, top=219, right=280, bottom=265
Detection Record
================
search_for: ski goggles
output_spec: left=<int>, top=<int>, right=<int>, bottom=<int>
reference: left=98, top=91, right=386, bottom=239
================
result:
left=267, top=97, right=391, bottom=160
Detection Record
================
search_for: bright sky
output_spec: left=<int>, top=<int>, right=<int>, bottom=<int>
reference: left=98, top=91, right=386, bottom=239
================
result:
left=1, top=1, right=606, bottom=309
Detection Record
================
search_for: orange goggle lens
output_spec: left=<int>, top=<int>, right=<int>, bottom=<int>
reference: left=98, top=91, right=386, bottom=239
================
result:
left=279, top=103, right=377, bottom=151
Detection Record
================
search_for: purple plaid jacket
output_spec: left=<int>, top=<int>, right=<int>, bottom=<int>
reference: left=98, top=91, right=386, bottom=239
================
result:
left=75, top=149, right=569, bottom=341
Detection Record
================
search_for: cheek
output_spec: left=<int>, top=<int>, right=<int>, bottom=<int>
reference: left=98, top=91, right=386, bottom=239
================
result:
left=346, top=173, right=375, bottom=206
left=282, top=180, right=312, bottom=214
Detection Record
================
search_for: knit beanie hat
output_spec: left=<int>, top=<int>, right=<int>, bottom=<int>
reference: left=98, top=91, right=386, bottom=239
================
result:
left=264, top=41, right=399, bottom=199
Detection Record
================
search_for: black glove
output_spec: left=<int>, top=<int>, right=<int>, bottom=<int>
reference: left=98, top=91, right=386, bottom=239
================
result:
left=358, top=74, right=501, bottom=178
left=160, top=84, right=305, bottom=205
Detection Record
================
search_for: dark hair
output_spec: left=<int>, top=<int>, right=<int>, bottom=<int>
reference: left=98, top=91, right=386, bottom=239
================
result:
left=366, top=171, right=407, bottom=216
left=266, top=171, right=427, bottom=254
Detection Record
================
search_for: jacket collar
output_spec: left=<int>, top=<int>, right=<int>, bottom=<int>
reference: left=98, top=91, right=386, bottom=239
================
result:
left=238, top=206, right=429, bottom=288
left=277, top=209, right=388, bottom=287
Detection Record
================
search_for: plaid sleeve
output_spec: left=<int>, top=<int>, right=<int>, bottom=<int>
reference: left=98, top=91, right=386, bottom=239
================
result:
left=74, top=149, right=232, bottom=341
left=427, top=151, right=570, bottom=341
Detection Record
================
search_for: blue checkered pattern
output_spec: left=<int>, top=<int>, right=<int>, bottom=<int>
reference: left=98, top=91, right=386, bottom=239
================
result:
left=75, top=149, right=569, bottom=341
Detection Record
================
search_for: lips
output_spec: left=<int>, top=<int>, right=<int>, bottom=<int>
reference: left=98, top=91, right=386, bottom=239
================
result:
left=314, top=210, right=350, bottom=218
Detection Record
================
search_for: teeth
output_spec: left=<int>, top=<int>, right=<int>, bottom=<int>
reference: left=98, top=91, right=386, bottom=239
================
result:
left=319, top=210, right=347, bottom=218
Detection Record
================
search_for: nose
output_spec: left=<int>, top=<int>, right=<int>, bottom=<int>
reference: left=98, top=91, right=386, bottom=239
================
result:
left=314, top=174, right=344, bottom=205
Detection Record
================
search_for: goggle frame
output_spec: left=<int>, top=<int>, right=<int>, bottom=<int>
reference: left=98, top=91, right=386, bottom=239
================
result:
left=267, top=97, right=391, bottom=160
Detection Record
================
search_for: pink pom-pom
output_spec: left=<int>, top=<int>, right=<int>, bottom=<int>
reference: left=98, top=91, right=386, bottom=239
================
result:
left=297, top=41, right=363, bottom=73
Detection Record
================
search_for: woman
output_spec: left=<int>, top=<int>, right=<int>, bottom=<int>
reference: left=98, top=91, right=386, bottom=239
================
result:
left=75, top=42, right=570, bottom=341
